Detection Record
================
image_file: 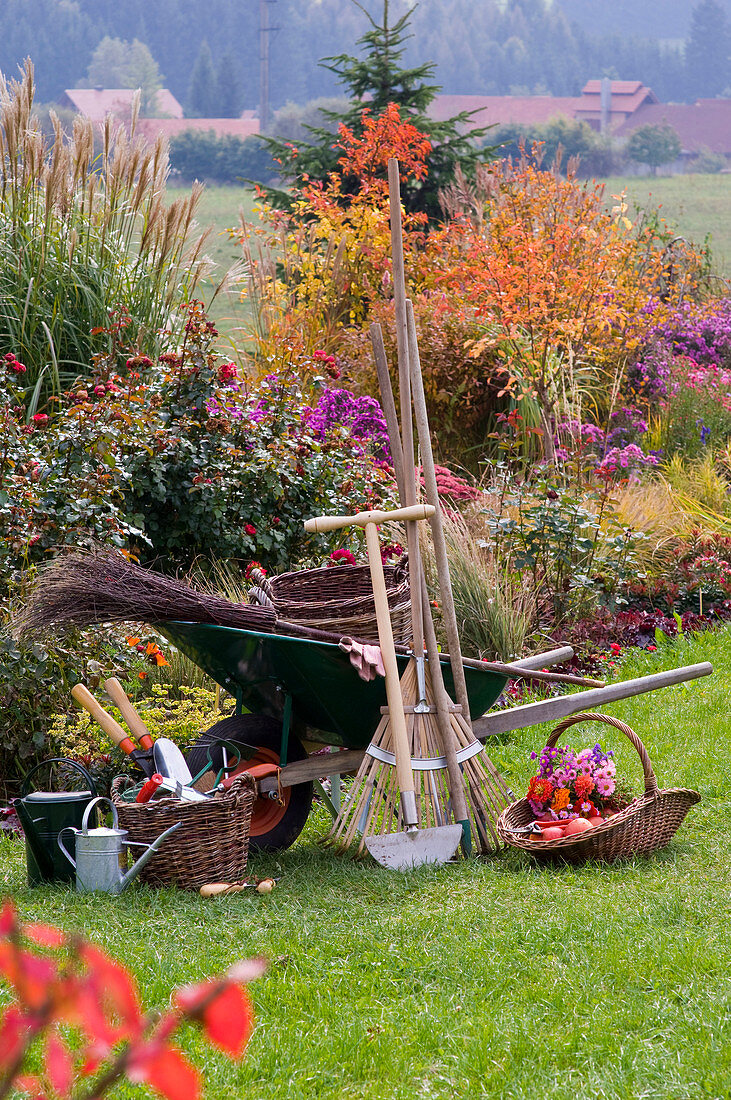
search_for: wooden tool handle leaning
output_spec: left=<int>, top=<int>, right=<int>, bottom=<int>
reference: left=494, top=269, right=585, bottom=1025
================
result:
left=364, top=522, right=417, bottom=825
left=103, top=677, right=154, bottom=748
left=200, top=883, right=247, bottom=897
left=71, top=684, right=137, bottom=754
left=304, top=503, right=434, bottom=534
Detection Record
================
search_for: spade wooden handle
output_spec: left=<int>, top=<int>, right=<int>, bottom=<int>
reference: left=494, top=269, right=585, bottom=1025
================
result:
left=304, top=503, right=434, bottom=535
left=71, top=684, right=136, bottom=755
left=103, top=677, right=154, bottom=748
left=200, top=883, right=247, bottom=898
left=364, top=521, right=416, bottom=816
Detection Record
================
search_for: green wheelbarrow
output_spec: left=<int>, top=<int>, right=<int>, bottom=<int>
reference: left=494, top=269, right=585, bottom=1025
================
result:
left=159, top=620, right=712, bottom=853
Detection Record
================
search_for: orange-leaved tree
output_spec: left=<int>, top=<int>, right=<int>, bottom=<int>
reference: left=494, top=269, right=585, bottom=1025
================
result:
left=0, top=899, right=265, bottom=1100
left=232, top=103, right=430, bottom=374
left=435, top=149, right=702, bottom=462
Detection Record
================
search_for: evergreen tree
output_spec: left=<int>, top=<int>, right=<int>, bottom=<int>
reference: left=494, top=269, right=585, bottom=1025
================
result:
left=265, top=0, right=494, bottom=222
left=685, top=0, right=731, bottom=99
left=186, top=40, right=218, bottom=117
left=216, top=53, right=244, bottom=117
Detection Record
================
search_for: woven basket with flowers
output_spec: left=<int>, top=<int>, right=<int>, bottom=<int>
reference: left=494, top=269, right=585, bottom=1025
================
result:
left=497, top=712, right=700, bottom=863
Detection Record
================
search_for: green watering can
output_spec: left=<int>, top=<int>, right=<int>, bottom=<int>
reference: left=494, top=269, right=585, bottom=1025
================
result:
left=15, top=759, right=98, bottom=886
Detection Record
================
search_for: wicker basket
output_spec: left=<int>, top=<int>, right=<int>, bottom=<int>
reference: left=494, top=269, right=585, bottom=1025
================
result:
left=497, top=712, right=700, bottom=864
left=251, top=562, right=411, bottom=645
left=111, top=774, right=255, bottom=889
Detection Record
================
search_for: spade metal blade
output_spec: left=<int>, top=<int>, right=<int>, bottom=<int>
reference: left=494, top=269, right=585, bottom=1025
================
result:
left=364, top=824, right=462, bottom=871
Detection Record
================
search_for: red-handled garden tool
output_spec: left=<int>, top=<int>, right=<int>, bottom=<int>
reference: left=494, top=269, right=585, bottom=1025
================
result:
left=71, top=684, right=207, bottom=800
left=71, top=684, right=156, bottom=777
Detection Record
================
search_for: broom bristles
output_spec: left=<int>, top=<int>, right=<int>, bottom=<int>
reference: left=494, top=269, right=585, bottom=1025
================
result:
left=327, top=658, right=511, bottom=856
left=11, top=547, right=277, bottom=641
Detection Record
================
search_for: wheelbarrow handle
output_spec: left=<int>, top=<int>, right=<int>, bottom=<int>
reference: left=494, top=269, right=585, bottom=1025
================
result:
left=304, top=503, right=435, bottom=535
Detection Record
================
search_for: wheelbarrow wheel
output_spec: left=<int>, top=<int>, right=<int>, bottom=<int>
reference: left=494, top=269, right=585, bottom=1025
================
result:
left=185, top=715, right=313, bottom=852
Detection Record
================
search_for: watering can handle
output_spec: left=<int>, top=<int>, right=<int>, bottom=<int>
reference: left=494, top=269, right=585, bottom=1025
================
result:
left=57, top=827, right=77, bottom=869
left=20, top=757, right=97, bottom=797
left=81, top=797, right=119, bottom=834
left=304, top=503, right=434, bottom=535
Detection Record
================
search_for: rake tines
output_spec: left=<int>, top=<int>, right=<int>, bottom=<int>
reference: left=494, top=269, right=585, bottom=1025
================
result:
left=327, top=657, right=511, bottom=856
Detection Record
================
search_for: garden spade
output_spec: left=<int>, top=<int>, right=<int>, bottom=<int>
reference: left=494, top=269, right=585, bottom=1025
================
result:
left=304, top=504, right=462, bottom=870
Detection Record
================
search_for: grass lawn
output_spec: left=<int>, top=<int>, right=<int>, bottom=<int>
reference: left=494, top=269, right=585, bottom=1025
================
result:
left=604, top=174, right=731, bottom=280
left=168, top=185, right=262, bottom=351
left=2, top=627, right=729, bottom=1098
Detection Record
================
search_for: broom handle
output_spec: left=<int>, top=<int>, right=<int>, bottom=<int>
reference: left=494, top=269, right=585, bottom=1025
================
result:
left=406, top=299, right=472, bottom=725
left=388, top=157, right=423, bottom=656
left=371, top=322, right=407, bottom=504
left=371, top=313, right=471, bottom=847
left=420, top=571, right=472, bottom=848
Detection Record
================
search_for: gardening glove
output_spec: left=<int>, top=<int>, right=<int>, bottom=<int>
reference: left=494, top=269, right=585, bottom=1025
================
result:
left=338, top=637, right=386, bottom=681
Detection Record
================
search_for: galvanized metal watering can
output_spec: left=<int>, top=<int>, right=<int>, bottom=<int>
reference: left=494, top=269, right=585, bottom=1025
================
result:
left=57, top=797, right=181, bottom=894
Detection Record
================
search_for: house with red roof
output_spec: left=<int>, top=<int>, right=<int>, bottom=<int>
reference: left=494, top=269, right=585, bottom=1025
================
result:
left=60, top=88, right=260, bottom=144
left=430, top=80, right=729, bottom=171
left=614, top=99, right=731, bottom=167
left=431, top=80, right=658, bottom=135
left=61, top=87, right=185, bottom=121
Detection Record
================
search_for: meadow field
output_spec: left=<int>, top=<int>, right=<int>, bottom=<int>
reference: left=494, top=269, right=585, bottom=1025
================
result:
left=604, top=173, right=731, bottom=280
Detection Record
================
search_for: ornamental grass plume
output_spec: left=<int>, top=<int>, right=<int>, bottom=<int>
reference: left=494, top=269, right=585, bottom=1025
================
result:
left=437, top=511, right=537, bottom=661
left=0, top=62, right=209, bottom=392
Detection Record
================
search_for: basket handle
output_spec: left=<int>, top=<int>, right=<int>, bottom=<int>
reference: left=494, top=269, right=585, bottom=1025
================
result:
left=545, top=711, right=658, bottom=797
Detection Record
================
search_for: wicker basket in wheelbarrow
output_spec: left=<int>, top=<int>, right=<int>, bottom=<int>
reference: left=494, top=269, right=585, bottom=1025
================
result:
left=250, top=561, right=411, bottom=645
left=111, top=773, right=256, bottom=889
left=497, top=712, right=701, bottom=864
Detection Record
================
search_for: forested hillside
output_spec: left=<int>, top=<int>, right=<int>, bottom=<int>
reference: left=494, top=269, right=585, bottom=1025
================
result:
left=0, top=0, right=726, bottom=111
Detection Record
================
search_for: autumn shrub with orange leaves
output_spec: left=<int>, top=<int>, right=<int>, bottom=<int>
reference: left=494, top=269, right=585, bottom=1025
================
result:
left=237, top=122, right=707, bottom=467
left=433, top=151, right=705, bottom=463
left=0, top=898, right=265, bottom=1100
left=235, top=104, right=430, bottom=368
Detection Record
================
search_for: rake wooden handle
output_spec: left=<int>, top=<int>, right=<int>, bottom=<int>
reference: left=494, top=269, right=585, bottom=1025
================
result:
left=103, top=677, right=154, bottom=748
left=304, top=503, right=434, bottom=534
left=71, top=684, right=136, bottom=754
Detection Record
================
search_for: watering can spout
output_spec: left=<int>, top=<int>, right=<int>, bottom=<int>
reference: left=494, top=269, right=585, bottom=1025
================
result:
left=120, top=822, right=182, bottom=891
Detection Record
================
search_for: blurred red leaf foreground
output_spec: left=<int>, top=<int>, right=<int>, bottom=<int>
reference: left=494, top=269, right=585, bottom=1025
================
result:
left=0, top=898, right=266, bottom=1100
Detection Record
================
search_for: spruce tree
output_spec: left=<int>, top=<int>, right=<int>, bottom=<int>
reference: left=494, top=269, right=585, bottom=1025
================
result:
left=265, top=0, right=494, bottom=222
left=685, top=0, right=731, bottom=99
left=216, top=53, right=244, bottom=118
left=186, top=40, right=218, bottom=118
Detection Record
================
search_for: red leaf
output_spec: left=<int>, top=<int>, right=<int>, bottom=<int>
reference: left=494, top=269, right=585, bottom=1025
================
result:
left=0, top=898, right=16, bottom=937
left=24, top=924, right=66, bottom=949
left=128, top=1045, right=200, bottom=1100
left=77, top=944, right=142, bottom=1029
left=0, top=1005, right=32, bottom=1070
left=0, top=944, right=57, bottom=1008
left=44, top=1030, right=74, bottom=1096
left=13, top=1074, right=48, bottom=1099
left=208, top=984, right=253, bottom=1056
